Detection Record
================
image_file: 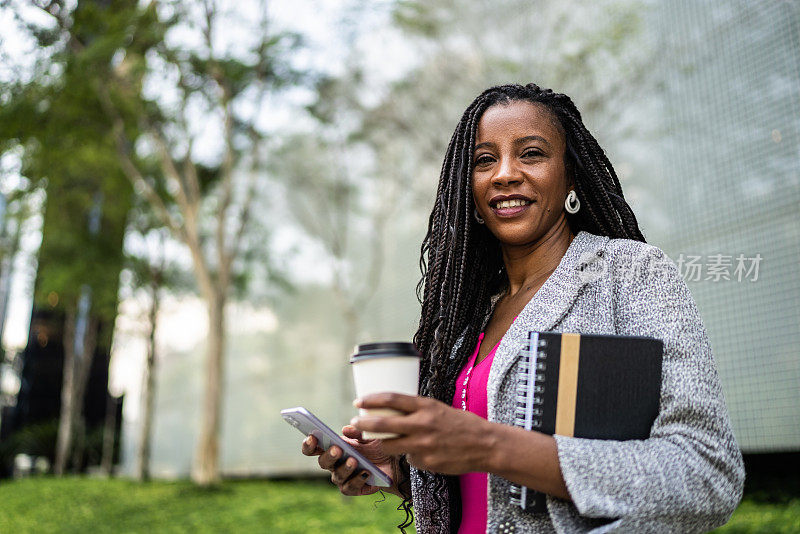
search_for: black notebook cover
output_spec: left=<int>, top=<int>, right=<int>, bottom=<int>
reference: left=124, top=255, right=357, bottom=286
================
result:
left=510, top=331, right=663, bottom=513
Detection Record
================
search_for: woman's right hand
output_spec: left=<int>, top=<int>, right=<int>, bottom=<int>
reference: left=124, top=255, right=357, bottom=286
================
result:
left=301, top=424, right=399, bottom=497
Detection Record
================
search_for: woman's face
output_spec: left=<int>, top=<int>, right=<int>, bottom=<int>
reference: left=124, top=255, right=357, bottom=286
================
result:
left=471, top=100, right=572, bottom=248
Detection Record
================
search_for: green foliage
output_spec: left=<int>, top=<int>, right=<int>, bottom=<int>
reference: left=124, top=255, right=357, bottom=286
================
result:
left=0, top=420, right=59, bottom=465
left=124, top=250, right=194, bottom=296
left=391, top=0, right=448, bottom=38
left=0, top=477, right=413, bottom=533
left=0, top=0, right=165, bottom=318
left=0, top=419, right=107, bottom=471
left=305, top=72, right=365, bottom=127
left=2, top=0, right=308, bottom=312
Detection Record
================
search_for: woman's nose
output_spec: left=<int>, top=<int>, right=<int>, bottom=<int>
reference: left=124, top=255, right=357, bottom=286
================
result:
left=492, top=157, right=523, bottom=186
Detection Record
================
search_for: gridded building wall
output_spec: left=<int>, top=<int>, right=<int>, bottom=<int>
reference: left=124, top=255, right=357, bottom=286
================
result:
left=655, top=0, right=800, bottom=451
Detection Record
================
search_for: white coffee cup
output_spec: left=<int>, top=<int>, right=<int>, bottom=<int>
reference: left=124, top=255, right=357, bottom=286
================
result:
left=350, top=342, right=421, bottom=439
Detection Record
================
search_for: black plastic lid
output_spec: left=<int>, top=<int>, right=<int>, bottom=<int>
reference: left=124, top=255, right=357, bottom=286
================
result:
left=350, top=342, right=420, bottom=363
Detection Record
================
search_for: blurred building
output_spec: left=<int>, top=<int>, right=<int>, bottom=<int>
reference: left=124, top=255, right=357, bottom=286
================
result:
left=655, top=0, right=800, bottom=453
left=0, top=309, right=123, bottom=477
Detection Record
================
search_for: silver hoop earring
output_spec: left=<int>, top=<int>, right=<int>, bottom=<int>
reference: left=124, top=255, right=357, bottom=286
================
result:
left=474, top=208, right=485, bottom=224
left=565, top=189, right=580, bottom=214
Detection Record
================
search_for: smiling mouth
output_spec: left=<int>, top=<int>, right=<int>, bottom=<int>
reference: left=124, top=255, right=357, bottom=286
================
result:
left=492, top=199, right=532, bottom=209
left=490, top=198, right=533, bottom=217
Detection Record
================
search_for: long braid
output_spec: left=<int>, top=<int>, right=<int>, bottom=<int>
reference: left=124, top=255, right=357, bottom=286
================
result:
left=399, top=83, right=645, bottom=531
left=419, top=94, right=494, bottom=399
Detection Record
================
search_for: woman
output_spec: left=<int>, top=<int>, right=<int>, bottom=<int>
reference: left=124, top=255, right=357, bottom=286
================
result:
left=301, top=83, right=744, bottom=533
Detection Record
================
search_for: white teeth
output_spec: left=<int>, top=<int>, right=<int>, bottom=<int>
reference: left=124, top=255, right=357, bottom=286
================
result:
left=495, top=199, right=531, bottom=209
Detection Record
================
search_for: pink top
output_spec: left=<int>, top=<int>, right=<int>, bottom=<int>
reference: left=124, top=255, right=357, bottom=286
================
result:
left=451, top=332, right=500, bottom=534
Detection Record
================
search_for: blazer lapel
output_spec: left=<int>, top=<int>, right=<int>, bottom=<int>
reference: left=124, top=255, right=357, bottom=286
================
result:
left=486, top=231, right=610, bottom=420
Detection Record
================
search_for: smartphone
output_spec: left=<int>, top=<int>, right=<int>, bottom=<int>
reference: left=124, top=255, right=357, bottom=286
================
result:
left=281, top=406, right=393, bottom=488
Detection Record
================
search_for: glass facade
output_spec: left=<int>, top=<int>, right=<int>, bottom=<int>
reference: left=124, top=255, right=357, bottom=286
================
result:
left=655, top=0, right=800, bottom=451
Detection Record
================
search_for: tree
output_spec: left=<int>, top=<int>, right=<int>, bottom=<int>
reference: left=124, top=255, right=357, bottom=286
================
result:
left=132, top=240, right=162, bottom=482
left=60, top=0, right=304, bottom=485
left=0, top=0, right=161, bottom=475
left=121, top=191, right=195, bottom=481
left=5, top=0, right=305, bottom=484
left=272, top=51, right=430, bottom=415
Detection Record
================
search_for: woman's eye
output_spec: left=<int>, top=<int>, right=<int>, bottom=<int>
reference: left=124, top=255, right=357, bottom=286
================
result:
left=522, top=149, right=543, bottom=158
left=475, top=154, right=494, bottom=165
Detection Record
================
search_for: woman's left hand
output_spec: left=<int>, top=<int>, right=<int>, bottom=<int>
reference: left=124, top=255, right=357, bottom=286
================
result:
left=351, top=393, right=496, bottom=475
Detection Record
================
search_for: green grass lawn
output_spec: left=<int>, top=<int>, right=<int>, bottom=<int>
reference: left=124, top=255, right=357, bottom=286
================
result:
left=716, top=499, right=800, bottom=534
left=0, top=476, right=796, bottom=533
left=0, top=477, right=412, bottom=533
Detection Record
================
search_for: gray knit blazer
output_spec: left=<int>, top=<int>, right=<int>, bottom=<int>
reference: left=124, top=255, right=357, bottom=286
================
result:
left=410, top=230, right=745, bottom=533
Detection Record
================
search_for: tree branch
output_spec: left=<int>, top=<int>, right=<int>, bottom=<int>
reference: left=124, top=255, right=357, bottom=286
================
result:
left=215, top=96, right=235, bottom=289
left=197, top=0, right=236, bottom=290
left=164, top=42, right=204, bottom=205
left=95, top=84, right=183, bottom=239
left=221, top=127, right=259, bottom=279
left=146, top=126, right=194, bottom=216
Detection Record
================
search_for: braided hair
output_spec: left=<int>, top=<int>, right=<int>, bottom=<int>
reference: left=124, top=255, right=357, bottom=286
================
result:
left=395, top=83, right=645, bottom=531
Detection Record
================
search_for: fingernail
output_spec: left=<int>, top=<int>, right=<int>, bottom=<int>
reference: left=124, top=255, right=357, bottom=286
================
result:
left=347, top=459, right=357, bottom=468
left=353, top=398, right=362, bottom=408
left=330, top=448, right=338, bottom=458
left=350, top=417, right=359, bottom=426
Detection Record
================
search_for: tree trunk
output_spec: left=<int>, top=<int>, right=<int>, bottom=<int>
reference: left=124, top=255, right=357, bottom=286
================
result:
left=191, top=291, right=225, bottom=487
left=136, top=277, right=160, bottom=481
left=54, top=307, right=77, bottom=475
left=70, top=416, right=86, bottom=472
left=55, top=301, right=99, bottom=475
left=101, top=391, right=117, bottom=476
left=71, top=314, right=99, bottom=472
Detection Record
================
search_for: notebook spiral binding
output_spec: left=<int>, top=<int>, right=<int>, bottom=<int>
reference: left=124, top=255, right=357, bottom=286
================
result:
left=509, top=331, right=547, bottom=511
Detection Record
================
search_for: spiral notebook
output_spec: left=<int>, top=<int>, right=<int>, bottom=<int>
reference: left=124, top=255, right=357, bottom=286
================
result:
left=510, top=331, right=663, bottom=513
